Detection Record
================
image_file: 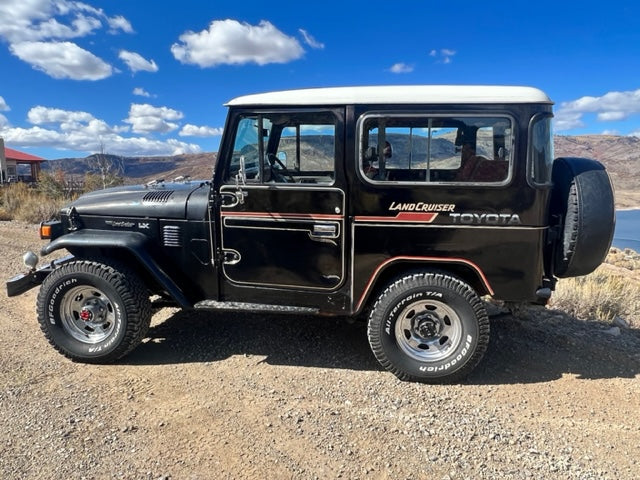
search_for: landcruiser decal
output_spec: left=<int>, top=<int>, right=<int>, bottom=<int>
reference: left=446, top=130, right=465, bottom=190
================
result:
left=449, top=212, right=522, bottom=225
left=389, top=202, right=456, bottom=212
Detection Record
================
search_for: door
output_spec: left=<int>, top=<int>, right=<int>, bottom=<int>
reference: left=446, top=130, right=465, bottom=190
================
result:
left=217, top=109, right=346, bottom=291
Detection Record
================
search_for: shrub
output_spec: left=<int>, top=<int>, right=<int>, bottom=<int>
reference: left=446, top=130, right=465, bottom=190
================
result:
left=550, top=249, right=640, bottom=326
left=0, top=179, right=70, bottom=223
left=605, top=247, right=640, bottom=271
left=1, top=182, right=32, bottom=216
left=14, top=195, right=62, bottom=223
left=0, top=207, right=11, bottom=221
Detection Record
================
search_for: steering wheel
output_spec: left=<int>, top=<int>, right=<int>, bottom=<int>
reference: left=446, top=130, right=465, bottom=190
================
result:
left=267, top=153, right=295, bottom=183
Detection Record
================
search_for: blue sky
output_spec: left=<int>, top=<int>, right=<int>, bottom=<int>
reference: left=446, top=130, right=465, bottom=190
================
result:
left=0, top=0, right=639, bottom=159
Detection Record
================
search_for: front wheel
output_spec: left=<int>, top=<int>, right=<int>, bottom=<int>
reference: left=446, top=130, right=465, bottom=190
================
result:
left=36, top=260, right=152, bottom=363
left=367, top=272, right=489, bottom=383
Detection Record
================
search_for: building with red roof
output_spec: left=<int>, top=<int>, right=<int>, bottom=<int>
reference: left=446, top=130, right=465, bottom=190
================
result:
left=0, top=137, right=46, bottom=184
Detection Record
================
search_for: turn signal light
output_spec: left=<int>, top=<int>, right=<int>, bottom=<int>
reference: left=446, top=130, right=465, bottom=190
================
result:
left=40, top=223, right=52, bottom=239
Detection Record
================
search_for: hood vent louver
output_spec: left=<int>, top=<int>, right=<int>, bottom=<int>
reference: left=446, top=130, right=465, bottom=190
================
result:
left=143, top=190, right=175, bottom=204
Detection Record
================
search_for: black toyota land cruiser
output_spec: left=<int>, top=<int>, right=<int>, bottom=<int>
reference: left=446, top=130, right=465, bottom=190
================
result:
left=7, top=86, right=615, bottom=383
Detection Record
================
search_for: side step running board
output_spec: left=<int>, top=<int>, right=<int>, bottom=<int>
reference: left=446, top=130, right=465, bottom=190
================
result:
left=194, top=300, right=319, bottom=315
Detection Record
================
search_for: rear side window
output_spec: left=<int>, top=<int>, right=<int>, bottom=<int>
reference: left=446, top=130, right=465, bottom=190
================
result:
left=528, top=114, right=554, bottom=186
left=358, top=114, right=513, bottom=184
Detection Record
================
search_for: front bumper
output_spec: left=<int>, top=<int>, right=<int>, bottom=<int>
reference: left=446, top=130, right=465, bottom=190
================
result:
left=6, top=255, right=74, bottom=297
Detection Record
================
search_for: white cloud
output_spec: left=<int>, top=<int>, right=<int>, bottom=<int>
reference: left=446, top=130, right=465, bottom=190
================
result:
left=554, top=111, right=585, bottom=131
left=125, top=103, right=184, bottom=134
left=0, top=0, right=133, bottom=80
left=0, top=104, right=199, bottom=156
left=555, top=88, right=640, bottom=131
left=179, top=124, right=224, bottom=137
left=133, top=87, right=152, bottom=98
left=0, top=0, right=132, bottom=43
left=0, top=96, right=10, bottom=111
left=119, top=50, right=158, bottom=73
left=597, top=112, right=626, bottom=121
left=171, top=19, right=304, bottom=67
left=0, top=0, right=92, bottom=42
left=429, top=48, right=456, bottom=64
left=299, top=29, right=324, bottom=49
left=389, top=62, right=414, bottom=74
left=28, top=105, right=94, bottom=125
left=107, top=15, right=133, bottom=34
left=10, top=41, right=113, bottom=80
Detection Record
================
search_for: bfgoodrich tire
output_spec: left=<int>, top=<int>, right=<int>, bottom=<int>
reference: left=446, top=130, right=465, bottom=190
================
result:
left=36, top=260, right=152, bottom=363
left=550, top=157, right=615, bottom=278
left=367, top=272, right=489, bottom=383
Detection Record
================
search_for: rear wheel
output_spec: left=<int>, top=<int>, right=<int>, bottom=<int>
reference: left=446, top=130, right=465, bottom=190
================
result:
left=36, top=260, right=151, bottom=363
left=367, top=272, right=489, bottom=383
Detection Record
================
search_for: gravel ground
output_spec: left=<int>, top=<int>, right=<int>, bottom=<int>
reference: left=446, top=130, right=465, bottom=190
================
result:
left=1, top=221, right=639, bottom=480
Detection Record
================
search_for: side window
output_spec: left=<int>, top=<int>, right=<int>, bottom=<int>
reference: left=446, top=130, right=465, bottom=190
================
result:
left=279, top=123, right=335, bottom=182
left=528, top=114, right=554, bottom=186
left=359, top=115, right=513, bottom=184
left=227, top=116, right=271, bottom=182
left=226, top=112, right=336, bottom=184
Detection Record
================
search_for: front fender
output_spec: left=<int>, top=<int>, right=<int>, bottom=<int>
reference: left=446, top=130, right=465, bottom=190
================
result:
left=41, top=229, right=191, bottom=308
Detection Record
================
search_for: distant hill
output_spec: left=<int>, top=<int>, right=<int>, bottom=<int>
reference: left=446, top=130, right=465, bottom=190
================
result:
left=44, top=135, right=638, bottom=208
left=44, top=152, right=217, bottom=183
left=554, top=135, right=640, bottom=209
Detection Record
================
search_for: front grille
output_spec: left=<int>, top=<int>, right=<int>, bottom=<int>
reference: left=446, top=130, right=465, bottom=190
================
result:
left=162, top=225, right=182, bottom=247
left=143, top=190, right=174, bottom=203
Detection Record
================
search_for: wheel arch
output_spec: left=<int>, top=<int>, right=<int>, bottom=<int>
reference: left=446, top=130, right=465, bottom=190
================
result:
left=355, top=256, right=493, bottom=314
left=41, top=230, right=192, bottom=308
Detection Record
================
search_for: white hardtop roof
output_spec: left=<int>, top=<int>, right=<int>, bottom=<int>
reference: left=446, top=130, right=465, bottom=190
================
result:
left=226, top=85, right=552, bottom=107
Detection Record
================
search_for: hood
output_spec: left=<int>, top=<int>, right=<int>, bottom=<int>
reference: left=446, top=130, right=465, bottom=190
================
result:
left=67, top=180, right=210, bottom=219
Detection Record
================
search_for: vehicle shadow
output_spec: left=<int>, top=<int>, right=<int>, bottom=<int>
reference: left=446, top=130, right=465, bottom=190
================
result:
left=126, top=309, right=381, bottom=372
left=124, top=307, right=640, bottom=384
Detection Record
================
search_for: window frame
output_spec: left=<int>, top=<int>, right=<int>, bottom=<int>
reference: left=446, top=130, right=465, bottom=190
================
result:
left=356, top=111, right=516, bottom=187
left=224, top=109, right=339, bottom=186
left=527, top=112, right=555, bottom=188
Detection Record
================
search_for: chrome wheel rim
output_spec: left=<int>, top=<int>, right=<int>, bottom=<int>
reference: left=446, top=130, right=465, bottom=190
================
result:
left=394, top=299, right=462, bottom=362
left=60, top=285, right=116, bottom=344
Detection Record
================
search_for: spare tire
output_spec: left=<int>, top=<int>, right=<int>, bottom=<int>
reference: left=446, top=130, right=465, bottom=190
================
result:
left=550, top=157, right=615, bottom=278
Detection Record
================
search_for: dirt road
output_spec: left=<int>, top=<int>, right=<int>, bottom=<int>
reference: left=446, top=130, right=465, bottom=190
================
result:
left=1, top=221, right=639, bottom=479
